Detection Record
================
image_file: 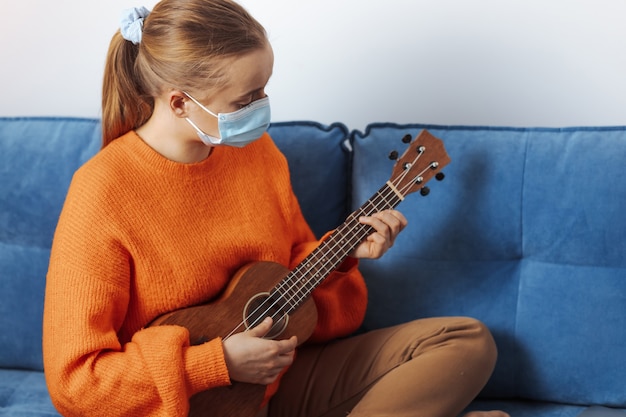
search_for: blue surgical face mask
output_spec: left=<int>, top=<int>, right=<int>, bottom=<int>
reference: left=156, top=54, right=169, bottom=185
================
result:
left=184, top=93, right=271, bottom=148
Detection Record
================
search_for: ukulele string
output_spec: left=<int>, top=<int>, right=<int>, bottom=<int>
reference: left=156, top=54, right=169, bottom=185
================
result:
left=223, top=146, right=434, bottom=341
left=280, top=149, right=434, bottom=296
left=274, top=147, right=432, bottom=298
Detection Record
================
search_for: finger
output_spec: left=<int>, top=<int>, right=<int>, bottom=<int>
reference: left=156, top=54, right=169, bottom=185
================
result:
left=387, top=209, right=408, bottom=229
left=273, top=351, right=295, bottom=370
left=275, top=335, right=298, bottom=354
left=247, top=316, right=273, bottom=338
left=366, top=230, right=388, bottom=247
left=374, top=210, right=407, bottom=233
left=260, top=370, right=283, bottom=385
left=359, top=215, right=391, bottom=238
left=372, top=211, right=408, bottom=243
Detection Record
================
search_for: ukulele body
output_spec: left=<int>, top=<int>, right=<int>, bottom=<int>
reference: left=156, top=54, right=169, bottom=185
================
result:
left=150, top=261, right=318, bottom=417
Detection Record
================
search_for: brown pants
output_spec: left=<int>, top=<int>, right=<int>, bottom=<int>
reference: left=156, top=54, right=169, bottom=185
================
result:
left=267, top=317, right=497, bottom=417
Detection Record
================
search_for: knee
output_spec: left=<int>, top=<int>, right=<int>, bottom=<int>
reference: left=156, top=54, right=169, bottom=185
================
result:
left=457, top=317, right=498, bottom=372
left=416, top=316, right=498, bottom=370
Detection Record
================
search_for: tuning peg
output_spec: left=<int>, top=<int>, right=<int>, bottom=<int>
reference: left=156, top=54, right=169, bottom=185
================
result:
left=435, top=172, right=445, bottom=181
left=402, top=134, right=412, bottom=144
left=388, top=150, right=399, bottom=160
left=420, top=186, right=430, bottom=196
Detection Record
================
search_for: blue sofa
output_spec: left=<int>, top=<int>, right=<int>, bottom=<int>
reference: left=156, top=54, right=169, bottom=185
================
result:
left=1, top=117, right=624, bottom=416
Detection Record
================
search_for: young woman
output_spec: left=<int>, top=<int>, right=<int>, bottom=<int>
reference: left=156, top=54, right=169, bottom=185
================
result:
left=43, top=1, right=509, bottom=416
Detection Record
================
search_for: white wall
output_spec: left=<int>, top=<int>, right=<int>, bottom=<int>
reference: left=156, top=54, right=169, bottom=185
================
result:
left=1, top=0, right=625, bottom=130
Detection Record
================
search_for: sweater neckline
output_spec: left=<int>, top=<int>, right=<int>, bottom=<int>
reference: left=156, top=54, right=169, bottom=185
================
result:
left=123, top=131, right=224, bottom=179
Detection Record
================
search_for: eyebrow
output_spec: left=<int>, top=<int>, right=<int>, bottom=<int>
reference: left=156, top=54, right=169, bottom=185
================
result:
left=236, top=87, right=264, bottom=100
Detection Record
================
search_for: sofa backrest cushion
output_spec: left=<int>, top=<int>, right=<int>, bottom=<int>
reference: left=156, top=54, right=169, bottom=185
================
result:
left=268, top=121, right=352, bottom=238
left=0, top=117, right=101, bottom=371
left=351, top=124, right=626, bottom=407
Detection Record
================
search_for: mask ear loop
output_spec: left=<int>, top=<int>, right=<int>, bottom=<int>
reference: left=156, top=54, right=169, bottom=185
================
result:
left=185, top=117, right=205, bottom=135
left=182, top=92, right=223, bottom=145
left=185, top=117, right=222, bottom=145
left=183, top=92, right=219, bottom=118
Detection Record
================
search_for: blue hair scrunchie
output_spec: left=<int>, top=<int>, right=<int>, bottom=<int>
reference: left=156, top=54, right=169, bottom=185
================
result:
left=120, top=6, right=151, bottom=45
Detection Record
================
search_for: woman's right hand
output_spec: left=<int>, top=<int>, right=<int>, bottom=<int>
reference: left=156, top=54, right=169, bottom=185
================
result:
left=222, top=317, right=297, bottom=385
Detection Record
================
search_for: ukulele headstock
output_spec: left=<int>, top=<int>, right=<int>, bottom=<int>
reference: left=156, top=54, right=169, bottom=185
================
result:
left=388, top=130, right=451, bottom=198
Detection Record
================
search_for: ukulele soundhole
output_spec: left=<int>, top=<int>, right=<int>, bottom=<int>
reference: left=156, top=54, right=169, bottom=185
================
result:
left=243, top=292, right=289, bottom=340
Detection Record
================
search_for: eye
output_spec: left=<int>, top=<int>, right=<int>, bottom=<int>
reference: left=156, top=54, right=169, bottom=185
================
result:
left=234, top=90, right=266, bottom=109
left=235, top=97, right=253, bottom=109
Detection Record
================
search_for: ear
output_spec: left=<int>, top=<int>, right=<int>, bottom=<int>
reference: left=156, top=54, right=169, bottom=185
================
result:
left=168, top=90, right=189, bottom=118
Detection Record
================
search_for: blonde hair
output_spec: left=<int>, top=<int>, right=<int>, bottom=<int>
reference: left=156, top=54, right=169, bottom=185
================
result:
left=101, top=0, right=267, bottom=147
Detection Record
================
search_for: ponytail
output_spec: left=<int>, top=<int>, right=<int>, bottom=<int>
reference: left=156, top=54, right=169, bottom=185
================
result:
left=101, top=32, right=153, bottom=148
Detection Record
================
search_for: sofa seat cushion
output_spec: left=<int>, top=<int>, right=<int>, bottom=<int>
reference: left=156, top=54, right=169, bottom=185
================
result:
left=467, top=399, right=586, bottom=417
left=0, top=370, right=59, bottom=416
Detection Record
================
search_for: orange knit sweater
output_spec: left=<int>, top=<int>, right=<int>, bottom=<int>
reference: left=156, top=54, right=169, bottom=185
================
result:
left=43, top=131, right=368, bottom=416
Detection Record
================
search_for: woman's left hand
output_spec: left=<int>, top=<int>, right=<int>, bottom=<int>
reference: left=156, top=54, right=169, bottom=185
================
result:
left=350, top=209, right=408, bottom=259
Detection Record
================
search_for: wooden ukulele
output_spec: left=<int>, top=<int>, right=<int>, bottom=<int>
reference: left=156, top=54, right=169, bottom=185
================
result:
left=149, top=129, right=451, bottom=417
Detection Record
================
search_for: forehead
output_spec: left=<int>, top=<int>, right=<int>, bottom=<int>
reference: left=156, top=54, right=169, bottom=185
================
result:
left=218, top=44, right=274, bottom=95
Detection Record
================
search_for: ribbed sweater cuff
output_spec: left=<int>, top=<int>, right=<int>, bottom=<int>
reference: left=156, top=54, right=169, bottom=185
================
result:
left=185, top=337, right=231, bottom=395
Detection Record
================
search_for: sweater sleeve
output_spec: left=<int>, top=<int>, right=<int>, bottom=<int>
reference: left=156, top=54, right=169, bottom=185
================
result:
left=43, top=174, right=230, bottom=417
left=43, top=269, right=230, bottom=417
